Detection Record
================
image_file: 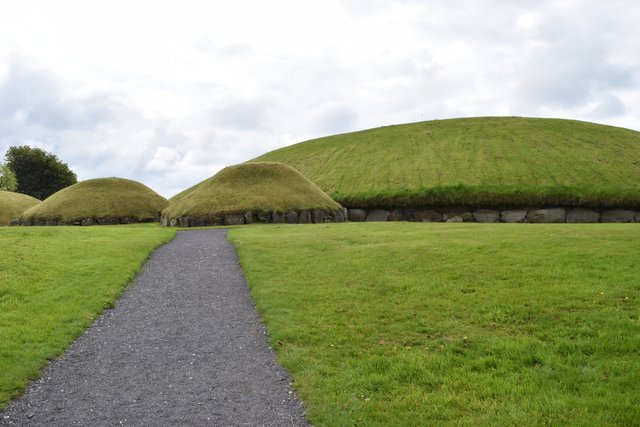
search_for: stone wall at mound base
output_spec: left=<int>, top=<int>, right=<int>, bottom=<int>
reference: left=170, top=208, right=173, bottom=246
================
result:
left=14, top=216, right=157, bottom=226
left=162, top=208, right=348, bottom=227
left=346, top=207, right=640, bottom=223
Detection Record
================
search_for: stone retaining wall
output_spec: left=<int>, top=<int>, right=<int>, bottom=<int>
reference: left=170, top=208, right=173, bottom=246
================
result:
left=346, top=207, right=640, bottom=223
left=162, top=208, right=348, bottom=227
left=14, top=216, right=157, bottom=226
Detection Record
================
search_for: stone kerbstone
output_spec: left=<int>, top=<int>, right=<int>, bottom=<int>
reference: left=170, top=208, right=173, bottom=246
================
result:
left=388, top=209, right=406, bottom=221
left=190, top=218, right=206, bottom=227
left=8, top=219, right=19, bottom=226
left=161, top=217, right=169, bottom=227
left=348, top=209, right=367, bottom=222
left=500, top=210, right=528, bottom=223
left=333, top=209, right=345, bottom=222
left=443, top=210, right=473, bottom=222
left=179, top=217, right=190, bottom=227
left=299, top=211, right=312, bottom=224
left=244, top=212, right=254, bottom=224
left=601, top=209, right=635, bottom=223
left=98, top=217, right=119, bottom=225
left=169, top=218, right=178, bottom=227
left=313, top=210, right=324, bottom=223
left=272, top=211, right=286, bottom=223
left=366, top=209, right=389, bottom=222
left=285, top=211, right=299, bottom=224
left=566, top=208, right=600, bottom=223
left=473, top=210, right=500, bottom=223
left=223, top=214, right=245, bottom=225
left=81, top=218, right=95, bottom=226
left=412, top=210, right=442, bottom=222
left=636, top=212, right=640, bottom=223
left=256, top=211, right=271, bottom=223
left=527, top=208, right=566, bottom=223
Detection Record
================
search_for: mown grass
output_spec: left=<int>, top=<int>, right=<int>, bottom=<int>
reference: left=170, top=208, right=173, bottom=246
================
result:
left=0, top=224, right=175, bottom=408
left=229, top=223, right=640, bottom=426
left=252, top=117, right=640, bottom=208
left=20, top=178, right=169, bottom=224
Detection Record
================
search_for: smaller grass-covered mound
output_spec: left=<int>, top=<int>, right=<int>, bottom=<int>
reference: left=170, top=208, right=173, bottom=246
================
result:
left=0, top=191, right=40, bottom=225
left=163, top=162, right=345, bottom=226
left=19, top=178, right=169, bottom=225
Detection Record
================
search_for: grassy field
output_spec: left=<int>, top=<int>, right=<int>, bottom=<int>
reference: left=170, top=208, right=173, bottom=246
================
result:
left=251, top=117, right=640, bottom=208
left=0, top=224, right=175, bottom=408
left=20, top=178, right=168, bottom=224
left=229, top=223, right=640, bottom=426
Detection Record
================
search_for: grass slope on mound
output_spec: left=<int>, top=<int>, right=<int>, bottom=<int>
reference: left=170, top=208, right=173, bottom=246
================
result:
left=20, top=178, right=169, bottom=224
left=163, top=162, right=342, bottom=219
left=229, top=223, right=640, bottom=426
left=0, top=225, right=175, bottom=409
left=251, top=117, right=640, bottom=208
left=0, top=191, right=40, bottom=224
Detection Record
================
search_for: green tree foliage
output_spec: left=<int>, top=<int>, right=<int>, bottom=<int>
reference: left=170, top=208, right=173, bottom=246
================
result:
left=0, top=163, right=17, bottom=191
left=5, top=146, right=77, bottom=199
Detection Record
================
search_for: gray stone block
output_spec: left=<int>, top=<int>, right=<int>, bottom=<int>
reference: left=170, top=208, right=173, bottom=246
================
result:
left=443, top=210, right=473, bottom=222
left=313, top=210, right=324, bottom=223
left=179, top=217, right=190, bottom=227
left=566, top=208, right=600, bottom=223
left=412, top=210, right=442, bottom=222
left=601, top=209, right=635, bottom=223
left=256, top=211, right=271, bottom=223
left=366, top=209, right=390, bottom=222
left=500, top=210, right=528, bottom=223
left=244, top=211, right=254, bottom=224
left=527, top=208, right=566, bottom=223
left=223, top=214, right=245, bottom=225
left=298, top=211, right=312, bottom=224
left=348, top=209, right=367, bottom=222
left=388, top=209, right=406, bottom=221
left=98, top=217, right=119, bottom=225
left=333, top=209, right=345, bottom=222
left=272, top=211, right=286, bottom=223
left=169, top=218, right=178, bottom=227
left=473, top=210, right=500, bottom=223
left=81, top=218, right=95, bottom=226
left=285, top=211, right=299, bottom=224
left=190, top=218, right=206, bottom=227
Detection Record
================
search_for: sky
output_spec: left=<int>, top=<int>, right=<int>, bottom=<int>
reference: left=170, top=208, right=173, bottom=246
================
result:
left=1, top=0, right=639, bottom=198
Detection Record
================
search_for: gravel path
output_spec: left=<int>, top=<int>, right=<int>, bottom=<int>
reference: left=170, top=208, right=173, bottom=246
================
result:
left=1, top=229, right=309, bottom=426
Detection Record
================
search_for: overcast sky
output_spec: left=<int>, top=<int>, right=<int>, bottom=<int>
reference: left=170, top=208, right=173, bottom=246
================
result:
left=1, top=1, right=639, bottom=198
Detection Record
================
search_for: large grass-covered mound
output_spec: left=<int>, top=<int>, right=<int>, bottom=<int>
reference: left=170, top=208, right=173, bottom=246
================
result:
left=19, top=178, right=169, bottom=225
left=0, top=191, right=40, bottom=225
left=251, top=117, right=640, bottom=208
left=163, top=162, right=344, bottom=226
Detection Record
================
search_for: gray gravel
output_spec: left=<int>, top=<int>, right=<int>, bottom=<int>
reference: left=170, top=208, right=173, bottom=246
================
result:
left=1, top=229, right=309, bottom=426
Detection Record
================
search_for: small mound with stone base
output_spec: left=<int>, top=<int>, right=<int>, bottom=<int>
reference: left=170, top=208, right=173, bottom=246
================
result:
left=18, top=178, right=169, bottom=225
left=0, top=191, right=40, bottom=225
left=162, top=162, right=345, bottom=226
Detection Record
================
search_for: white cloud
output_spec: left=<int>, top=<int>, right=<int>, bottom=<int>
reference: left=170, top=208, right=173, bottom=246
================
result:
left=0, top=0, right=639, bottom=197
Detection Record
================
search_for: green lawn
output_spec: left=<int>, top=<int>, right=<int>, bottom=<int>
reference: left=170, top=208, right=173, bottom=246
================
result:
left=252, top=117, right=640, bottom=208
left=229, top=223, right=640, bottom=426
left=0, top=224, right=175, bottom=408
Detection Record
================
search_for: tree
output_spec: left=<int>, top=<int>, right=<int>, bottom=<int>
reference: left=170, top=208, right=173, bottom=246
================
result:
left=0, top=163, right=17, bottom=191
left=5, top=146, right=77, bottom=200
